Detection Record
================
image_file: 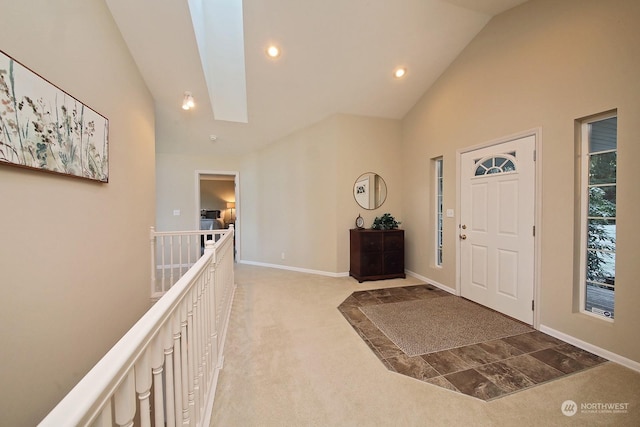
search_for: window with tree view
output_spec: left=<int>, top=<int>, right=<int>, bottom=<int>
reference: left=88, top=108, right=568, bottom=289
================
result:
left=581, top=113, right=617, bottom=319
left=435, top=158, right=443, bottom=266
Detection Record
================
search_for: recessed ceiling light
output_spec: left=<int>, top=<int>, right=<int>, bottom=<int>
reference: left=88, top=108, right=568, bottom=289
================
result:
left=394, top=67, right=407, bottom=79
left=266, top=45, right=280, bottom=58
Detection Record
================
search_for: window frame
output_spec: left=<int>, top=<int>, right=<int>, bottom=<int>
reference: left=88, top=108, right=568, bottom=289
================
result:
left=435, top=157, right=443, bottom=267
left=578, top=111, right=617, bottom=322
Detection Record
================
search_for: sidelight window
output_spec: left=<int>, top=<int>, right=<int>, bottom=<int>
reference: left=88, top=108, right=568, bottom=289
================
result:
left=435, top=158, right=443, bottom=266
left=580, top=112, right=617, bottom=319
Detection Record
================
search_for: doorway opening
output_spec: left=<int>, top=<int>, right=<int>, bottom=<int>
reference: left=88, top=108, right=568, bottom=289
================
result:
left=196, top=170, right=239, bottom=259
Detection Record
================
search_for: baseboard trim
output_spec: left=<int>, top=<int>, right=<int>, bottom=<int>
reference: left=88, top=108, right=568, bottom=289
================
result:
left=539, top=324, right=640, bottom=373
left=405, top=269, right=456, bottom=295
left=238, top=259, right=349, bottom=278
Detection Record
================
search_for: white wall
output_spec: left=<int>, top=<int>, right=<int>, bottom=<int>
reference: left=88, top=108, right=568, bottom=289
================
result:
left=239, top=115, right=339, bottom=272
left=335, top=114, right=404, bottom=272
left=239, top=114, right=402, bottom=273
left=157, top=114, right=402, bottom=274
left=156, top=153, right=240, bottom=232
left=0, top=1, right=156, bottom=425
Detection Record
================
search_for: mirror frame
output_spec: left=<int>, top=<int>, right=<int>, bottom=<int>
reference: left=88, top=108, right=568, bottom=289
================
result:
left=353, top=172, right=387, bottom=210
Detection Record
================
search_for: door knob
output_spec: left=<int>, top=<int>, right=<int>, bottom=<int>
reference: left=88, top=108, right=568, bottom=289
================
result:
left=459, top=234, right=467, bottom=240
left=461, top=224, right=467, bottom=229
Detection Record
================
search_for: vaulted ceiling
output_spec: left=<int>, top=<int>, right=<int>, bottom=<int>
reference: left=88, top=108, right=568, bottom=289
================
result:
left=106, top=0, right=528, bottom=156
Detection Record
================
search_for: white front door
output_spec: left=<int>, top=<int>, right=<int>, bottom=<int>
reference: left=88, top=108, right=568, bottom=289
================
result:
left=460, top=135, right=535, bottom=324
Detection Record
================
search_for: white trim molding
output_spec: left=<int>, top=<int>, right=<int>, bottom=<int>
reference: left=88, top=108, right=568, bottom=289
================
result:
left=405, top=270, right=456, bottom=295
left=238, top=259, right=349, bottom=278
left=539, top=324, right=640, bottom=373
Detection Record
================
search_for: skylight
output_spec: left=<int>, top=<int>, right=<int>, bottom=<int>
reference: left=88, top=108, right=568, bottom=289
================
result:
left=188, top=0, right=248, bottom=123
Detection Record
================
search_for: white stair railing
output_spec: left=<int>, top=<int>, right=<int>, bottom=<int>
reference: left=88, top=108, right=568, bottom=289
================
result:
left=150, top=226, right=230, bottom=300
left=39, top=226, right=235, bottom=427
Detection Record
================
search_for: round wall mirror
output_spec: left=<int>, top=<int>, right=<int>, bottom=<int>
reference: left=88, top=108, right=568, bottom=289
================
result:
left=353, top=172, right=387, bottom=210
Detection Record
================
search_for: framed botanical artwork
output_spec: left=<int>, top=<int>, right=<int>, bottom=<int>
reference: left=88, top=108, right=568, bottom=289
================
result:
left=0, top=49, right=109, bottom=182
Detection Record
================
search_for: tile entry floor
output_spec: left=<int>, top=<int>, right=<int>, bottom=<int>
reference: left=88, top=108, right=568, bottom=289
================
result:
left=338, top=283, right=609, bottom=401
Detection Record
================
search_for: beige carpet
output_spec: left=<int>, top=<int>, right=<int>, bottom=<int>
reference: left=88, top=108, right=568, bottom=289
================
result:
left=211, top=265, right=640, bottom=426
left=360, top=295, right=533, bottom=356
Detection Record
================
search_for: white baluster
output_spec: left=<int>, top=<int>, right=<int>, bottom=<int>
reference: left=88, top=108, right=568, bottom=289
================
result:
left=204, top=265, right=213, bottom=385
left=135, top=350, right=152, bottom=427
left=210, top=253, right=219, bottom=373
left=150, top=226, right=157, bottom=296
left=203, top=271, right=212, bottom=388
left=196, top=277, right=205, bottom=420
left=192, top=285, right=202, bottom=423
left=114, top=371, right=136, bottom=427
left=198, top=276, right=207, bottom=418
left=178, top=235, right=182, bottom=278
left=187, top=289, right=197, bottom=423
left=150, top=335, right=165, bottom=427
left=169, top=235, right=175, bottom=285
left=180, top=301, right=191, bottom=425
left=160, top=235, right=167, bottom=292
left=171, top=312, right=184, bottom=426
left=186, top=234, right=191, bottom=265
left=163, top=324, right=177, bottom=427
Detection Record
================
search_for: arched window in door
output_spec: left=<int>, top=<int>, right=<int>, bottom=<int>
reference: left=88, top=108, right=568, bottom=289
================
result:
left=474, top=152, right=516, bottom=176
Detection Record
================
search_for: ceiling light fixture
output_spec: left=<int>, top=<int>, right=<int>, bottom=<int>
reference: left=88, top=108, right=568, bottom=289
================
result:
left=182, top=91, right=195, bottom=110
left=394, top=67, right=407, bottom=79
left=266, top=45, right=280, bottom=58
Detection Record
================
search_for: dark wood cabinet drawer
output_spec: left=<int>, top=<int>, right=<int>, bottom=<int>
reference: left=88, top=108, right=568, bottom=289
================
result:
left=360, top=232, right=383, bottom=252
left=350, top=229, right=405, bottom=283
left=384, top=252, right=403, bottom=275
left=384, top=233, right=403, bottom=252
left=361, top=252, right=383, bottom=276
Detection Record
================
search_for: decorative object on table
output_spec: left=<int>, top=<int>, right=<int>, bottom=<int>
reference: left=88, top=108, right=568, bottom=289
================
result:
left=371, top=213, right=401, bottom=230
left=355, top=214, right=365, bottom=229
left=0, top=50, right=109, bottom=182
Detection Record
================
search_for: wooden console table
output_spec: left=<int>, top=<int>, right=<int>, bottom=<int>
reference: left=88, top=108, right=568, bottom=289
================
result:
left=349, top=229, right=405, bottom=283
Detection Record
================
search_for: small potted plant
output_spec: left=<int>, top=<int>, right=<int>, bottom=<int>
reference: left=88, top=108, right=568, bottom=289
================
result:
left=371, top=213, right=401, bottom=230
